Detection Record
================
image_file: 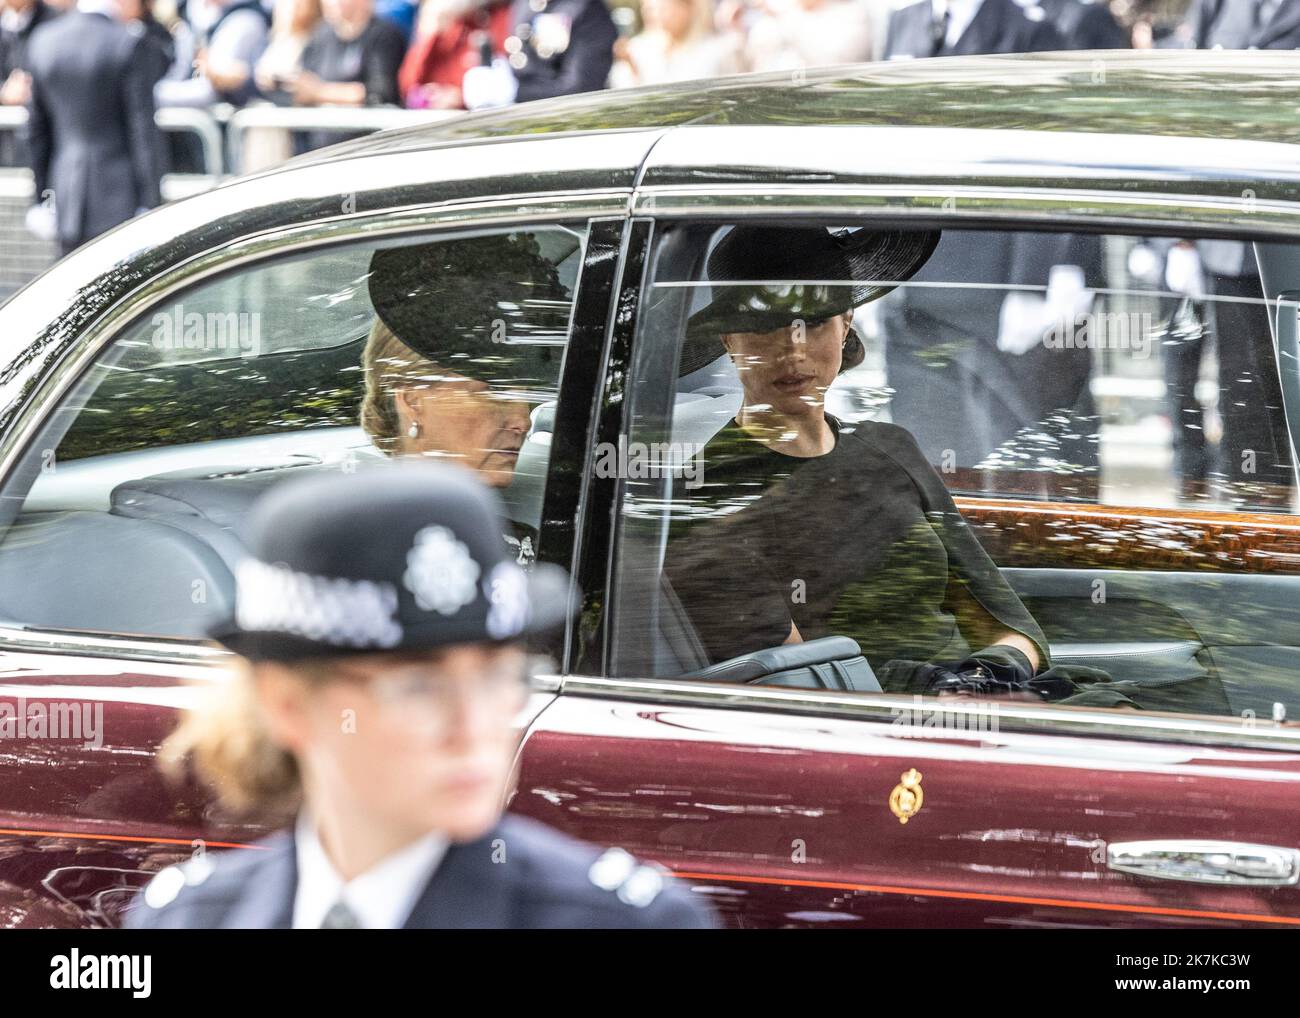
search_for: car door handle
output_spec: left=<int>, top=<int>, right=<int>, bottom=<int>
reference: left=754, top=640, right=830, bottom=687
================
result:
left=1107, top=840, right=1300, bottom=886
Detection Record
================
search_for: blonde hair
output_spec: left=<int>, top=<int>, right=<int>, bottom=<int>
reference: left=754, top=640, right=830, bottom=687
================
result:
left=160, top=660, right=305, bottom=821
left=359, top=316, right=438, bottom=453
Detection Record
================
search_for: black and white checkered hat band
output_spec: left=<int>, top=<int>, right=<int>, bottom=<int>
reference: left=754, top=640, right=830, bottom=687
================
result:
left=233, top=556, right=532, bottom=649
left=235, top=558, right=404, bottom=649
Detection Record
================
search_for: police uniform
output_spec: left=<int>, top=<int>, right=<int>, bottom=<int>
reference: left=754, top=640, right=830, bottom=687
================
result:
left=504, top=0, right=617, bottom=103
left=120, top=463, right=717, bottom=930
left=126, top=814, right=712, bottom=929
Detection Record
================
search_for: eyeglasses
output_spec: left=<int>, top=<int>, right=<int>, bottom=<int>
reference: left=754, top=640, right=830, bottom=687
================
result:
left=326, top=655, right=533, bottom=733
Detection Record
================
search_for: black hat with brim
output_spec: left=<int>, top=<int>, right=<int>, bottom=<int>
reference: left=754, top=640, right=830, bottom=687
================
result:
left=366, top=232, right=573, bottom=386
left=680, top=224, right=941, bottom=376
left=209, top=463, right=575, bottom=663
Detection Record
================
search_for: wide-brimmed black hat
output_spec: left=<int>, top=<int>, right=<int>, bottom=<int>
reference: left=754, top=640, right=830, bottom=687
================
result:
left=367, top=232, right=572, bottom=386
left=211, top=463, right=573, bottom=662
left=680, top=224, right=941, bottom=376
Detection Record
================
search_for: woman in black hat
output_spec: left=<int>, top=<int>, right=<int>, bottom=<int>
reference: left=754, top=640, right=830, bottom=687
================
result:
left=126, top=463, right=714, bottom=928
left=665, top=225, right=1135, bottom=707
left=358, top=231, right=573, bottom=563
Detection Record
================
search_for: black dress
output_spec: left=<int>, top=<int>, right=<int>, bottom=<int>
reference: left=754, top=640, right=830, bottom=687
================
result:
left=663, top=415, right=1050, bottom=686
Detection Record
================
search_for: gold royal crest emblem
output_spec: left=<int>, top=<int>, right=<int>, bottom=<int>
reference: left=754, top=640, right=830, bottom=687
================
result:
left=889, top=768, right=924, bottom=824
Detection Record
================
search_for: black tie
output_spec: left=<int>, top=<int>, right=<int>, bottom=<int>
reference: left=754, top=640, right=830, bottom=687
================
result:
left=319, top=900, right=361, bottom=929
left=930, top=3, right=951, bottom=56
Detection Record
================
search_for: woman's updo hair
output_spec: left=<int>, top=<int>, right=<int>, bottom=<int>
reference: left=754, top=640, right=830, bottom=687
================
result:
left=359, top=317, right=435, bottom=453
left=159, top=660, right=305, bottom=821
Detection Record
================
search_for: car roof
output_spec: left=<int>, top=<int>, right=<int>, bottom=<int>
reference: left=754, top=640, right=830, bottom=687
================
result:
left=291, top=50, right=1300, bottom=164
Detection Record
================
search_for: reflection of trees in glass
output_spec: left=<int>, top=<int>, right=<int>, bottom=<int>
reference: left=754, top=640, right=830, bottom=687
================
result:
left=57, top=340, right=366, bottom=461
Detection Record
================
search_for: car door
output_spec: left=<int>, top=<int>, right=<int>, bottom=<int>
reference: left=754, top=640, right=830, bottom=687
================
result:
left=0, top=190, right=629, bottom=926
left=509, top=202, right=1300, bottom=929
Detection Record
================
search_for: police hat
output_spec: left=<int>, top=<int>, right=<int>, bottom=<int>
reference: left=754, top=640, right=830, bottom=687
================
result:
left=211, top=463, right=573, bottom=662
left=680, top=224, right=941, bottom=376
left=366, top=232, right=571, bottom=387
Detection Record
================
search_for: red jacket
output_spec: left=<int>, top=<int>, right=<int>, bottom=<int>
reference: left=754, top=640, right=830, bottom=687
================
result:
left=398, top=1, right=513, bottom=108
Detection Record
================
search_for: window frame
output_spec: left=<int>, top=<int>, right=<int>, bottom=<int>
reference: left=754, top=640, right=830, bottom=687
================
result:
left=0, top=195, right=629, bottom=670
left=576, top=190, right=1300, bottom=752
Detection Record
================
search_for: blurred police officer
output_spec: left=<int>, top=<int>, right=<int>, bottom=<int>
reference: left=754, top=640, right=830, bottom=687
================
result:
left=504, top=0, right=616, bottom=102
left=23, top=0, right=163, bottom=255
left=124, top=463, right=714, bottom=930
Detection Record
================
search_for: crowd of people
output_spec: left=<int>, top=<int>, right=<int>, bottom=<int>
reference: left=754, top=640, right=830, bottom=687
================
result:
left=2, top=0, right=1294, bottom=252
left=0, top=0, right=1237, bottom=139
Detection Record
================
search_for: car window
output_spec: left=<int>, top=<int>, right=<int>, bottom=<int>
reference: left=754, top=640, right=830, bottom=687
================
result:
left=610, top=219, right=1300, bottom=726
left=0, top=224, right=588, bottom=641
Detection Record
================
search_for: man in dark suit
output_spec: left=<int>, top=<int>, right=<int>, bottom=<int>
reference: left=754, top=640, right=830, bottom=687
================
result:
left=883, top=0, right=1063, bottom=58
left=24, top=0, right=164, bottom=256
left=125, top=463, right=715, bottom=929
left=505, top=0, right=616, bottom=103
left=0, top=0, right=58, bottom=106
left=880, top=1, right=1107, bottom=482
left=1187, top=0, right=1300, bottom=48
left=0, top=0, right=59, bottom=166
left=1158, top=0, right=1299, bottom=507
left=1038, top=0, right=1130, bottom=48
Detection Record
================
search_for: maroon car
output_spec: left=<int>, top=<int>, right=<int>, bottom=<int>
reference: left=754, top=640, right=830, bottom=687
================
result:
left=1, top=51, right=1299, bottom=929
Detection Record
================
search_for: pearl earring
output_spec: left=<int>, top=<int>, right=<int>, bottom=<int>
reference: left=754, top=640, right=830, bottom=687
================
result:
left=407, top=421, right=421, bottom=439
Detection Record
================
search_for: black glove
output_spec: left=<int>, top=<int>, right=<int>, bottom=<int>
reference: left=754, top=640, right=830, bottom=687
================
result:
left=930, top=645, right=1076, bottom=702
left=876, top=652, right=1141, bottom=709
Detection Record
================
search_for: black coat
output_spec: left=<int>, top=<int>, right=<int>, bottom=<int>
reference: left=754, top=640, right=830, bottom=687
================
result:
left=124, top=814, right=716, bottom=929
left=1038, top=0, right=1130, bottom=49
left=882, top=3, right=1101, bottom=468
left=883, top=0, right=1064, bottom=59
left=0, top=0, right=58, bottom=167
left=23, top=11, right=164, bottom=251
left=0, top=0, right=58, bottom=80
left=1188, top=0, right=1300, bottom=49
left=507, top=0, right=616, bottom=103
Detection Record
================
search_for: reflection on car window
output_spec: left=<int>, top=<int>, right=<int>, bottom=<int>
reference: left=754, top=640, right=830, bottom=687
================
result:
left=613, top=221, right=1300, bottom=726
left=0, top=225, right=587, bottom=641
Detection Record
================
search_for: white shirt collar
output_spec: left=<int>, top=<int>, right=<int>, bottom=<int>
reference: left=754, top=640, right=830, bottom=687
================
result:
left=930, top=0, right=985, bottom=48
left=291, top=813, right=449, bottom=929
left=0, top=7, right=36, bottom=32
left=77, top=0, right=123, bottom=18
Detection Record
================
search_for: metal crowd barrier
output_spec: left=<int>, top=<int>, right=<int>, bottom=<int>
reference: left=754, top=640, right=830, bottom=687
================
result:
left=0, top=104, right=461, bottom=298
left=225, top=105, right=457, bottom=176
